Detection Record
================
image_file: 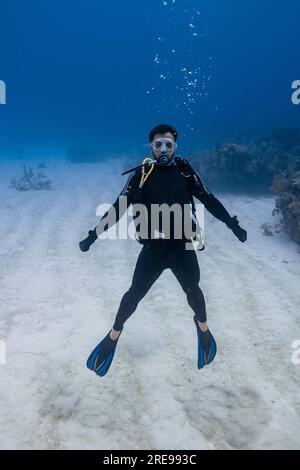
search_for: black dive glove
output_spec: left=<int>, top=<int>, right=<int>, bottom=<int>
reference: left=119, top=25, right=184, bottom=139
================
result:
left=79, top=228, right=97, bottom=252
left=227, top=216, right=247, bottom=243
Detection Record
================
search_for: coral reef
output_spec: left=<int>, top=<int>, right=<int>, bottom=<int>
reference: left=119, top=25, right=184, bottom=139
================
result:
left=272, top=158, right=300, bottom=245
left=194, top=128, right=300, bottom=193
left=190, top=127, right=300, bottom=244
left=10, top=165, right=51, bottom=191
left=260, top=222, right=285, bottom=237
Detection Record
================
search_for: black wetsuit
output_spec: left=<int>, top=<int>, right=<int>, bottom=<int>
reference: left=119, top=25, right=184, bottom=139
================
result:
left=88, top=159, right=246, bottom=330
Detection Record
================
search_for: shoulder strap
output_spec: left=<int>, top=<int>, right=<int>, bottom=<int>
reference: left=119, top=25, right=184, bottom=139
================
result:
left=175, top=156, right=209, bottom=195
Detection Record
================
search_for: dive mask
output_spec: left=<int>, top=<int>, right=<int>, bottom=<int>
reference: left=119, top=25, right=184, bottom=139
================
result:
left=151, top=138, right=177, bottom=152
left=151, top=138, right=177, bottom=165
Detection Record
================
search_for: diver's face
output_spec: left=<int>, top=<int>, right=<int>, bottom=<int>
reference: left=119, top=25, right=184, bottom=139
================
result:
left=151, top=132, right=176, bottom=163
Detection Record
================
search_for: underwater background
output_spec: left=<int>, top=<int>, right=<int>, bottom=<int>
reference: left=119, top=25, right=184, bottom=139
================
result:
left=1, top=1, right=300, bottom=451
left=1, top=0, right=300, bottom=159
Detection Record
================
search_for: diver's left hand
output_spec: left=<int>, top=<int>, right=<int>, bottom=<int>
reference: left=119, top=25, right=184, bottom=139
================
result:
left=232, top=224, right=247, bottom=242
left=228, top=216, right=247, bottom=243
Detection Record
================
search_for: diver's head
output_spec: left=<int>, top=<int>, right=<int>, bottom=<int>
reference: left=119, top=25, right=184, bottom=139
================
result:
left=149, top=123, right=178, bottom=165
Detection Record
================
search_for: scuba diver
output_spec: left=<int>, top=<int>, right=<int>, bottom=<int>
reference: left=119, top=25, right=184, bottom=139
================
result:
left=80, top=124, right=247, bottom=377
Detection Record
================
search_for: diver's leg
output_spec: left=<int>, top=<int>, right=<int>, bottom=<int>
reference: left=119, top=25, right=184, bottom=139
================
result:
left=170, top=246, right=217, bottom=367
left=112, top=243, right=165, bottom=332
left=87, top=244, right=165, bottom=376
left=170, top=246, right=208, bottom=330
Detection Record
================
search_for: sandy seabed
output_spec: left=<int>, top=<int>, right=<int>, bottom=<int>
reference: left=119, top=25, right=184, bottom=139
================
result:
left=0, top=158, right=299, bottom=450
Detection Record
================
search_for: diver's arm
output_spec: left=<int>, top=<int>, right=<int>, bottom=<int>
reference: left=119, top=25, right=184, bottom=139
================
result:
left=79, top=171, right=139, bottom=252
left=196, top=190, right=231, bottom=224
left=175, top=157, right=247, bottom=242
left=195, top=187, right=247, bottom=243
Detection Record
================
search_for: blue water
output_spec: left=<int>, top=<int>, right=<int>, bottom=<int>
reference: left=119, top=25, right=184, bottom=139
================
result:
left=1, top=0, right=300, bottom=159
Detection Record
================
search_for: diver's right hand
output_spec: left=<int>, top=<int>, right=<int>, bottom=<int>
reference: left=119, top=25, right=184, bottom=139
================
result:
left=79, top=229, right=97, bottom=252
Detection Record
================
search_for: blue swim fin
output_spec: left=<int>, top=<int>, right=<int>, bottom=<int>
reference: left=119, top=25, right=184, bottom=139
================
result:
left=193, top=316, right=217, bottom=369
left=87, top=329, right=122, bottom=377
